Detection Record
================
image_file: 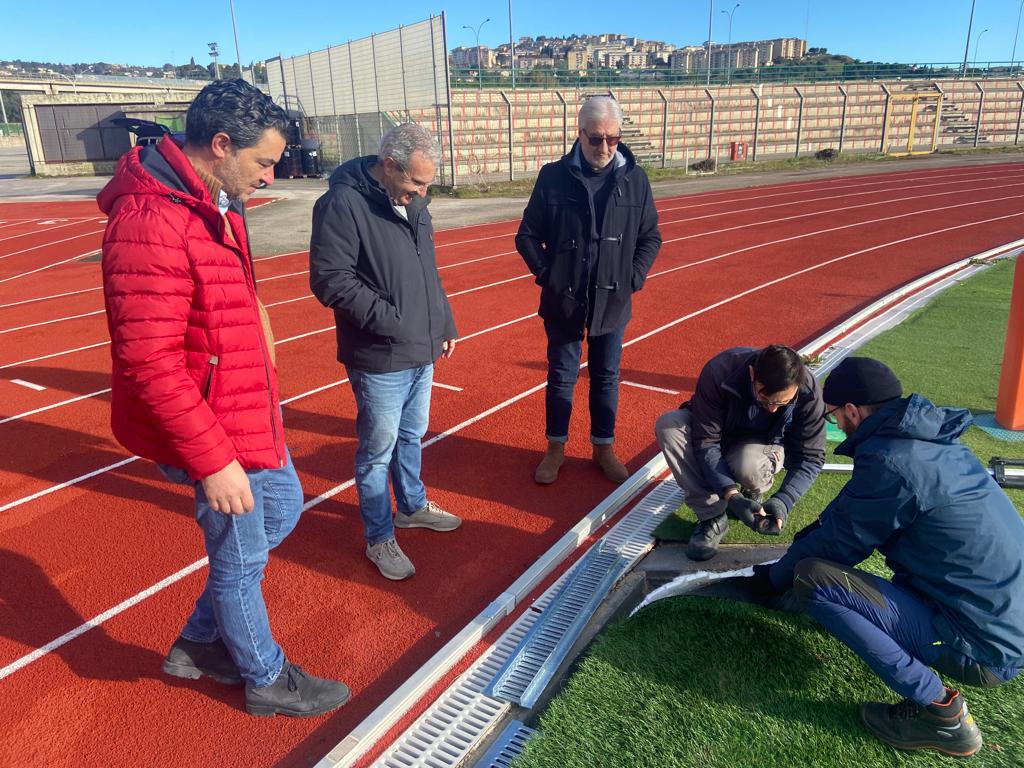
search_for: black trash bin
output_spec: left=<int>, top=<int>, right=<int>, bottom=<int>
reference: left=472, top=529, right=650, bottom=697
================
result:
left=300, top=138, right=322, bottom=177
left=274, top=146, right=302, bottom=179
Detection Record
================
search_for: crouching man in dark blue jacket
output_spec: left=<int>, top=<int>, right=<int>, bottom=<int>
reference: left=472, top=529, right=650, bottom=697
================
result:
left=753, top=357, right=1024, bottom=758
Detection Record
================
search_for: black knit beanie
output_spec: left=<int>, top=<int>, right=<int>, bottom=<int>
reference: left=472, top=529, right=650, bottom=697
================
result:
left=822, top=357, right=903, bottom=406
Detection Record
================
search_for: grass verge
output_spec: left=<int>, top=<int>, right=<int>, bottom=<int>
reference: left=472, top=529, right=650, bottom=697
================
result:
left=515, top=256, right=1024, bottom=767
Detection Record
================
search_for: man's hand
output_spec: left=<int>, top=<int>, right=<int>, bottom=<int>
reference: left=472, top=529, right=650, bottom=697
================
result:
left=200, top=460, right=254, bottom=516
left=442, top=339, right=456, bottom=359
left=725, top=492, right=762, bottom=530
left=756, top=496, right=788, bottom=535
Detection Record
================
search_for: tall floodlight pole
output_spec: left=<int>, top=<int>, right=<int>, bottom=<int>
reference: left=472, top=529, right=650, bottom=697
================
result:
left=706, top=0, right=714, bottom=86
left=961, top=0, right=977, bottom=78
left=973, top=27, right=990, bottom=72
left=463, top=18, right=491, bottom=90
left=208, top=42, right=221, bottom=79
left=229, top=0, right=250, bottom=84
left=1012, top=0, right=1024, bottom=72
left=509, top=0, right=516, bottom=89
left=722, top=3, right=739, bottom=85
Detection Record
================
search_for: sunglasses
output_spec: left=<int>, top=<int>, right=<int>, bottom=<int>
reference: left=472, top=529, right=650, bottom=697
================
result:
left=581, top=129, right=622, bottom=148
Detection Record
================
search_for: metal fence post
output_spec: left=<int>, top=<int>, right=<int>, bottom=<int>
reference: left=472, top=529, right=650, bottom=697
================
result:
left=704, top=87, right=715, bottom=159
left=326, top=46, right=341, bottom=164
left=501, top=90, right=514, bottom=181
left=1016, top=82, right=1024, bottom=145
left=398, top=25, right=409, bottom=114
left=370, top=34, right=383, bottom=139
left=974, top=81, right=985, bottom=148
left=278, top=55, right=289, bottom=110
left=347, top=42, right=362, bottom=156
left=441, top=11, right=457, bottom=187
left=838, top=85, right=848, bottom=154
left=555, top=90, right=568, bottom=156
left=750, top=86, right=760, bottom=161
left=307, top=54, right=319, bottom=118
left=657, top=89, right=668, bottom=168
left=879, top=83, right=892, bottom=154
left=794, top=86, right=804, bottom=157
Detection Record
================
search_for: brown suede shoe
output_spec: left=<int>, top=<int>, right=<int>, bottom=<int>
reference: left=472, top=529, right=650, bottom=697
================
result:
left=592, top=444, right=629, bottom=483
left=534, top=441, right=565, bottom=484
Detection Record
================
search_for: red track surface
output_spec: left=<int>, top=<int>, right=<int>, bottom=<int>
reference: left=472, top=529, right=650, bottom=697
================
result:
left=1, top=165, right=1023, bottom=766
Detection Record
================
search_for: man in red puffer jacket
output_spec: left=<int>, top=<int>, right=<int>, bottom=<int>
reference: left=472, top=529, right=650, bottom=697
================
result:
left=98, top=79, right=349, bottom=717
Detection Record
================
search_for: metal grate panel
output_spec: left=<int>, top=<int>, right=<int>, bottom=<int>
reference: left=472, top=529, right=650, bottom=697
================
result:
left=476, top=721, right=537, bottom=768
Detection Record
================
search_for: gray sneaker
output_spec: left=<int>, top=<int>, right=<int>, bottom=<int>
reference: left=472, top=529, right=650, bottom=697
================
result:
left=366, top=537, right=415, bottom=580
left=395, top=501, right=462, bottom=532
left=686, top=514, right=729, bottom=561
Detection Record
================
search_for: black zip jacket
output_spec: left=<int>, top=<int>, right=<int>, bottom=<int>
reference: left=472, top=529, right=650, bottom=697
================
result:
left=309, top=156, right=457, bottom=373
left=515, top=142, right=661, bottom=335
left=686, top=347, right=826, bottom=511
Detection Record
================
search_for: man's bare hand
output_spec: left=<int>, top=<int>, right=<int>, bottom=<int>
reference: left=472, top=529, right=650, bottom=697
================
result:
left=201, top=460, right=254, bottom=515
left=442, top=339, right=457, bottom=359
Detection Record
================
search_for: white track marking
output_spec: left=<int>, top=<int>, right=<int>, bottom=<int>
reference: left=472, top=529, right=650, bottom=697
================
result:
left=0, top=309, right=104, bottom=335
left=0, top=341, right=110, bottom=370
left=0, top=456, right=139, bottom=513
left=3, top=209, right=1022, bottom=680
left=0, top=219, right=97, bottom=244
left=431, top=381, right=463, bottom=392
left=621, top=380, right=679, bottom=395
left=9, top=379, right=46, bottom=391
left=0, top=229, right=104, bottom=261
left=0, top=251, right=98, bottom=284
left=0, top=388, right=112, bottom=426
left=0, top=286, right=100, bottom=309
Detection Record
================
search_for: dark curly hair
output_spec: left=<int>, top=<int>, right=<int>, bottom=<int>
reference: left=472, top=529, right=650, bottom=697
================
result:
left=753, top=344, right=805, bottom=394
left=185, top=79, right=290, bottom=149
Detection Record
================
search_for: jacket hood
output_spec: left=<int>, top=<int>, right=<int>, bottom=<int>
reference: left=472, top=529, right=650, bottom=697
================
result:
left=96, top=137, right=241, bottom=219
left=563, top=140, right=635, bottom=177
left=327, top=154, right=430, bottom=216
left=837, top=393, right=973, bottom=456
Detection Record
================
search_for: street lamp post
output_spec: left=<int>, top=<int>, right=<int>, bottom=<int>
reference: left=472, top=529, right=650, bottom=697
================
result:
left=228, top=0, right=250, bottom=84
left=509, top=0, right=516, bottom=90
left=961, top=0, right=977, bottom=78
left=706, top=0, right=714, bottom=86
left=973, top=27, right=990, bottom=73
left=721, top=3, right=739, bottom=85
left=208, top=42, right=221, bottom=80
left=462, top=18, right=491, bottom=90
left=1012, top=0, right=1024, bottom=72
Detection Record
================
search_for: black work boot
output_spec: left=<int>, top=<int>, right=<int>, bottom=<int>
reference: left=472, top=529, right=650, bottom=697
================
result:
left=860, top=689, right=983, bottom=758
left=245, top=662, right=351, bottom=717
left=162, top=636, right=243, bottom=686
left=686, top=513, right=729, bottom=561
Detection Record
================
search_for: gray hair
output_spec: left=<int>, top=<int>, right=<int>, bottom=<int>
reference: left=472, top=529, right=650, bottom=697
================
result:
left=578, top=96, right=623, bottom=130
left=378, top=122, right=441, bottom=167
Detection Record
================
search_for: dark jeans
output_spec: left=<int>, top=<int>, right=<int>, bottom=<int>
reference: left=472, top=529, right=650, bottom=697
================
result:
left=544, top=321, right=625, bottom=444
left=794, top=558, right=1020, bottom=706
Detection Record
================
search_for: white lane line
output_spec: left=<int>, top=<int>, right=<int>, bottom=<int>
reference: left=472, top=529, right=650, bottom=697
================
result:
left=4, top=209, right=1021, bottom=679
left=265, top=295, right=313, bottom=309
left=0, top=556, right=209, bottom=681
left=256, top=269, right=306, bottom=283
left=0, top=219, right=91, bottom=244
left=282, top=378, right=349, bottom=404
left=0, top=250, right=99, bottom=284
left=0, top=388, right=112, bottom=426
left=0, top=456, right=139, bottom=513
left=436, top=231, right=518, bottom=249
left=0, top=341, right=110, bottom=370
left=459, top=313, right=535, bottom=342
left=0, top=228, right=104, bottom=261
left=9, top=379, right=46, bottom=392
left=621, top=380, right=679, bottom=395
left=0, top=286, right=100, bottom=310
left=0, top=309, right=104, bottom=335
left=275, top=325, right=334, bottom=345
left=254, top=249, right=307, bottom=262
left=439, top=250, right=517, bottom=270
left=431, top=381, right=463, bottom=392
left=447, top=273, right=531, bottom=298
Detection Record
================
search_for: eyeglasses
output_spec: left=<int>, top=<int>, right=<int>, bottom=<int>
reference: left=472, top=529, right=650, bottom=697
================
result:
left=394, top=161, right=432, bottom=192
left=753, top=387, right=797, bottom=410
left=824, top=406, right=841, bottom=424
left=581, top=129, right=622, bottom=148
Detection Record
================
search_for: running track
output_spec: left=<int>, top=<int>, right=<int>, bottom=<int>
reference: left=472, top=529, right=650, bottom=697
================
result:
left=1, top=163, right=1022, bottom=766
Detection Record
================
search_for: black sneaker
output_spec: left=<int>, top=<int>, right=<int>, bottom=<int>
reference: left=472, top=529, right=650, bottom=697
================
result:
left=245, top=662, right=351, bottom=717
left=686, top=514, right=729, bottom=561
left=861, top=689, right=983, bottom=758
left=162, top=637, right=243, bottom=686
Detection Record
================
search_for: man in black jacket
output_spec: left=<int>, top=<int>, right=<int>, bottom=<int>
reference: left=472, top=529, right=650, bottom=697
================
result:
left=309, top=123, right=460, bottom=581
left=516, top=96, right=661, bottom=486
left=655, top=345, right=826, bottom=560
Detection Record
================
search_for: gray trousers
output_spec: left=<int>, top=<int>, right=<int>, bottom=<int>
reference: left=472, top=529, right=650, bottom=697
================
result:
left=654, top=408, right=784, bottom=522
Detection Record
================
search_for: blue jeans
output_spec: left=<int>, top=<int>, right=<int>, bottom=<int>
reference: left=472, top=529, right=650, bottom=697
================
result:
left=160, top=453, right=303, bottom=688
left=347, top=365, right=433, bottom=546
left=794, top=559, right=1020, bottom=706
left=544, top=321, right=625, bottom=444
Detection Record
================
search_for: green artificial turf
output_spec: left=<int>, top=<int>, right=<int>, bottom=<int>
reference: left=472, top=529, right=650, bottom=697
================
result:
left=515, top=257, right=1024, bottom=767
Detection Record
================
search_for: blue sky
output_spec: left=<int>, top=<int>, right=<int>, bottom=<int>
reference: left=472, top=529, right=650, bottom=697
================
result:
left=7, top=1, right=1024, bottom=67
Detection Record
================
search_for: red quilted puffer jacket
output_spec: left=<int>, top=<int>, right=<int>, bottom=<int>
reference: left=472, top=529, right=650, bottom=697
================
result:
left=97, top=138, right=285, bottom=479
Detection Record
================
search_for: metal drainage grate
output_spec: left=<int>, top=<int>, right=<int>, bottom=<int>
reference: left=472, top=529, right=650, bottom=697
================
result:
left=476, top=721, right=537, bottom=768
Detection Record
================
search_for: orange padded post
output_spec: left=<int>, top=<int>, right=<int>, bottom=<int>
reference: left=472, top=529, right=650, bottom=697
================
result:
left=996, top=256, right=1024, bottom=430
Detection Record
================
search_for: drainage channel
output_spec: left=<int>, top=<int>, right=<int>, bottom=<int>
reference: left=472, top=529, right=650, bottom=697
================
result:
left=324, top=242, right=1023, bottom=768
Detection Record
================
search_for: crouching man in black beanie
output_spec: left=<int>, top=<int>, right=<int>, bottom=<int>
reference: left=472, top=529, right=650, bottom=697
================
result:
left=749, top=356, right=1024, bottom=758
